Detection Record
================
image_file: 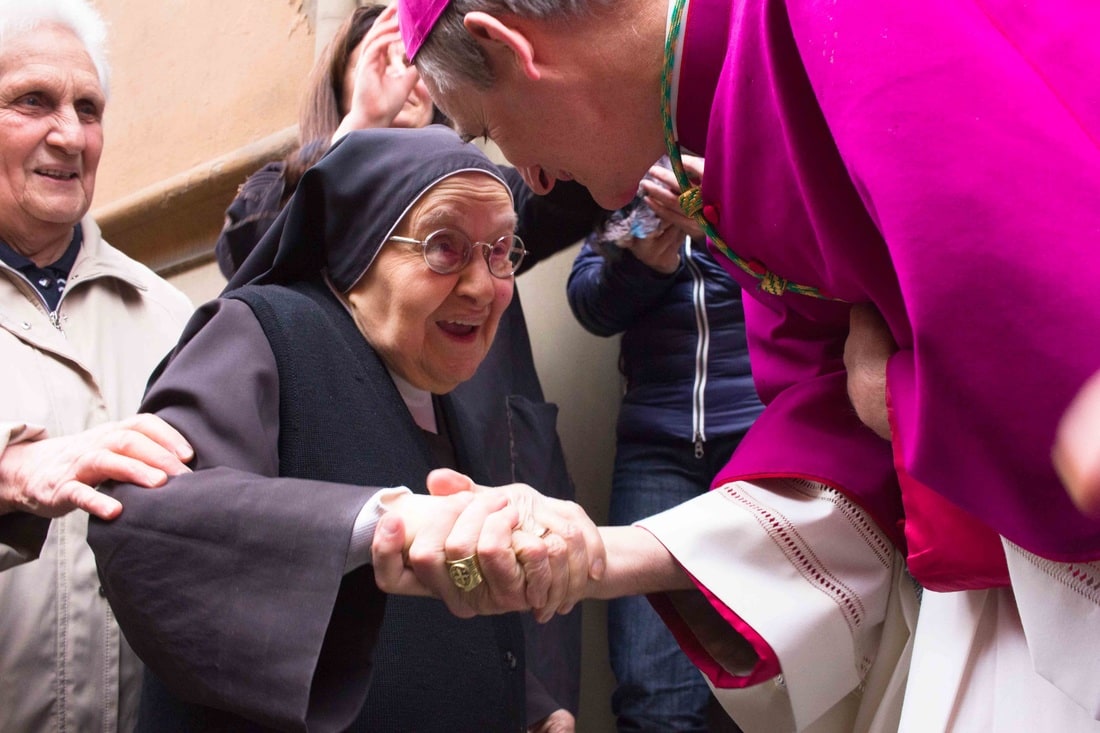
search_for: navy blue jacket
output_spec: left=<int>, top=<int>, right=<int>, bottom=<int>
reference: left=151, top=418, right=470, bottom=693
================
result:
left=568, top=237, right=763, bottom=448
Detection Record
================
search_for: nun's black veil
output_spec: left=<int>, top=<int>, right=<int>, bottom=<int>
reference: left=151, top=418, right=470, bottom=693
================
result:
left=227, top=125, right=508, bottom=293
left=151, top=126, right=508, bottom=385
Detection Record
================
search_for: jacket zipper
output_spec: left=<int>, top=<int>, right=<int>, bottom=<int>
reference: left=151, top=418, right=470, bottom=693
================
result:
left=684, top=239, right=709, bottom=458
left=50, top=276, right=76, bottom=331
left=1, top=264, right=63, bottom=331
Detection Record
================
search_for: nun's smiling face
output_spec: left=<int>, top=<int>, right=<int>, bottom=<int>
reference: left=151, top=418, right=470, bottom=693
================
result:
left=345, top=172, right=515, bottom=394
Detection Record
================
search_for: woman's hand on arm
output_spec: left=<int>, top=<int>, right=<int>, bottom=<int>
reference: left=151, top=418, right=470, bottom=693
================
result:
left=0, top=414, right=193, bottom=520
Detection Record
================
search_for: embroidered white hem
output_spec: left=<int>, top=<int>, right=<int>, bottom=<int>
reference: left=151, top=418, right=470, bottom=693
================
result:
left=637, top=479, right=915, bottom=733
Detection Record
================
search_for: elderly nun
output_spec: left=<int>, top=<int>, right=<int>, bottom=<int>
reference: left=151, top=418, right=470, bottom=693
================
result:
left=88, top=126, right=599, bottom=733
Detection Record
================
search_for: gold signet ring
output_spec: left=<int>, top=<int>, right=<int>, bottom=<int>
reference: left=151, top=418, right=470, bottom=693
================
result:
left=446, top=554, right=483, bottom=592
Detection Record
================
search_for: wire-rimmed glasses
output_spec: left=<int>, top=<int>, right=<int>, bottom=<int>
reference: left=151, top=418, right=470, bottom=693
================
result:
left=389, top=228, right=527, bottom=279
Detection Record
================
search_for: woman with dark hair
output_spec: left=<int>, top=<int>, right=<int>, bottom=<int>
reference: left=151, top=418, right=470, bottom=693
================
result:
left=215, top=4, right=446, bottom=278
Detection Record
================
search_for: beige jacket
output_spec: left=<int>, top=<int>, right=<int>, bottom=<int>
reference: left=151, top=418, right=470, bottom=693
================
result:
left=0, top=218, right=192, bottom=733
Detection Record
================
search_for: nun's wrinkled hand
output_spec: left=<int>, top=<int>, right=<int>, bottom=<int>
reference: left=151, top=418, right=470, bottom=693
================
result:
left=371, top=491, right=477, bottom=597
left=426, top=469, right=606, bottom=622
left=373, top=489, right=536, bottom=617
left=376, top=488, right=484, bottom=598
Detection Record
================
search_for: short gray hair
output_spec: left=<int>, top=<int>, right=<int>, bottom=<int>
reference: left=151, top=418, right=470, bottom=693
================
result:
left=415, top=0, right=608, bottom=94
left=0, top=0, right=111, bottom=98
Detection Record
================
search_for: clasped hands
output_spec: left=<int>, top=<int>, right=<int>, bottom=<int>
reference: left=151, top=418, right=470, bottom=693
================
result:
left=372, top=468, right=605, bottom=622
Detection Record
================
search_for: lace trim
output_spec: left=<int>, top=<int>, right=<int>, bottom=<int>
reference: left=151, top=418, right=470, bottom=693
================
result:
left=659, top=0, right=844, bottom=301
left=787, top=478, right=894, bottom=571
left=717, top=481, right=870, bottom=639
left=1009, top=541, right=1100, bottom=606
left=717, top=480, right=896, bottom=677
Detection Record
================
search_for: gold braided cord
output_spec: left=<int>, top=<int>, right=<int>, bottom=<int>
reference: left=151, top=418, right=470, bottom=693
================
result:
left=678, top=187, right=703, bottom=218
left=659, top=0, right=844, bottom=301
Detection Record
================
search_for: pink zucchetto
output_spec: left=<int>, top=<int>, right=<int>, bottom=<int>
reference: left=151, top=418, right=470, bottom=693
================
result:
left=397, top=0, right=450, bottom=59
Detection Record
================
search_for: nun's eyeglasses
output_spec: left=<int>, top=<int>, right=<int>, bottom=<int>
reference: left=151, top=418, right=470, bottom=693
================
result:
left=389, top=229, right=527, bottom=279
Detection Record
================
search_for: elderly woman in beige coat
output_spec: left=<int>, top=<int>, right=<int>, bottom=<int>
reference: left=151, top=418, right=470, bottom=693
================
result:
left=0, top=0, right=195, bottom=729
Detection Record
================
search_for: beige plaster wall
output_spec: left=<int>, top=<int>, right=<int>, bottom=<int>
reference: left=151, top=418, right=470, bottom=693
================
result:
left=93, top=0, right=314, bottom=206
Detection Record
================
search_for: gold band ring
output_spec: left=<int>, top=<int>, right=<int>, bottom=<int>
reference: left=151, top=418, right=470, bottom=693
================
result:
left=445, top=554, right=483, bottom=592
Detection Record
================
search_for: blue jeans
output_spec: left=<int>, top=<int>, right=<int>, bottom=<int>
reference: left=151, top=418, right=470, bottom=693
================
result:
left=607, top=435, right=745, bottom=733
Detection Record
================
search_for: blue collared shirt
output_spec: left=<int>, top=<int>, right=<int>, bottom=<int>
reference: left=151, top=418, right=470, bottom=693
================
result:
left=0, top=224, right=82, bottom=312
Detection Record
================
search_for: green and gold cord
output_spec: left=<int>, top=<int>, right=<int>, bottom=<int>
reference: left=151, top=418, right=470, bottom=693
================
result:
left=659, top=0, right=844, bottom=300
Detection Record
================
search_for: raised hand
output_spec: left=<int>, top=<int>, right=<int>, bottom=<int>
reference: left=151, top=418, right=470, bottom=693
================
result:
left=332, top=4, right=426, bottom=141
left=0, top=414, right=193, bottom=520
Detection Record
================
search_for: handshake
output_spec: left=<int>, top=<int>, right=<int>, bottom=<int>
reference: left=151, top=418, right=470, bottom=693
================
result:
left=371, top=468, right=688, bottom=620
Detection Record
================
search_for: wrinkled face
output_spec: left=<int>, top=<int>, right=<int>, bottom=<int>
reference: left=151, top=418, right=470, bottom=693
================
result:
left=343, top=36, right=435, bottom=130
left=0, top=24, right=104, bottom=244
left=346, top=172, right=515, bottom=394
left=423, top=73, right=662, bottom=211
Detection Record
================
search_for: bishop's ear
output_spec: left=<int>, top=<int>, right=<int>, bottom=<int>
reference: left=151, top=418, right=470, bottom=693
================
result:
left=462, top=11, right=540, bottom=81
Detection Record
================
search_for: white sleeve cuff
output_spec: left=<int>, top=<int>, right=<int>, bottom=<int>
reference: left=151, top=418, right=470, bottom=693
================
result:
left=345, top=486, right=414, bottom=572
left=637, top=479, right=906, bottom=731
